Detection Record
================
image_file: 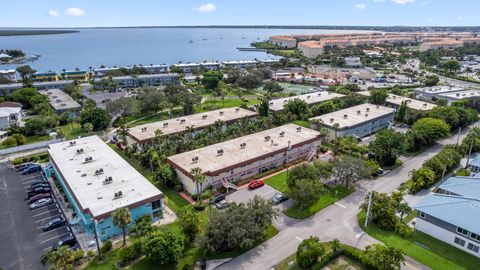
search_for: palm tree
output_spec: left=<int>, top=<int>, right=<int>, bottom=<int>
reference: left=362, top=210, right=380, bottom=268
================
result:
left=116, top=125, right=130, bottom=146
left=153, top=129, right=163, bottom=145
left=190, top=167, right=207, bottom=202
left=112, top=207, right=132, bottom=246
left=465, top=66, right=473, bottom=76
left=185, top=125, right=196, bottom=139
left=40, top=246, right=74, bottom=269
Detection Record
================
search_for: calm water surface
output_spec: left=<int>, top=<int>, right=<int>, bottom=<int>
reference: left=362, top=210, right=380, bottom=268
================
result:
left=0, top=28, right=370, bottom=72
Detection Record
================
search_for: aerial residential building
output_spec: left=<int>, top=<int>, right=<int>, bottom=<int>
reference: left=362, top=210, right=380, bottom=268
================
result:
left=357, top=91, right=436, bottom=111
left=0, top=69, right=17, bottom=82
left=437, top=89, right=480, bottom=103
left=414, top=86, right=467, bottom=100
left=467, top=155, right=480, bottom=173
left=414, top=176, right=480, bottom=258
left=45, top=136, right=163, bottom=241
left=0, top=83, right=23, bottom=96
left=269, top=36, right=297, bottom=48
left=127, top=107, right=258, bottom=150
left=310, top=103, right=395, bottom=141
left=419, top=40, right=464, bottom=52
left=344, top=57, right=363, bottom=67
left=167, top=124, right=321, bottom=194
left=33, top=80, right=75, bottom=91
left=93, top=73, right=180, bottom=89
left=172, top=63, right=202, bottom=73
left=61, top=70, right=88, bottom=80
left=461, top=38, right=480, bottom=45
left=39, top=88, right=82, bottom=114
left=269, top=92, right=345, bottom=113
left=0, top=101, right=23, bottom=130
left=222, top=60, right=258, bottom=69
left=298, top=41, right=324, bottom=58
left=93, top=64, right=168, bottom=77
left=32, top=71, right=58, bottom=81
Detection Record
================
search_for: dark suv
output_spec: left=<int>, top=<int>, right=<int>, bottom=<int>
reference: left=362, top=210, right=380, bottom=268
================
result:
left=43, top=217, right=66, bottom=231
left=211, top=194, right=225, bottom=205
left=53, top=235, right=76, bottom=250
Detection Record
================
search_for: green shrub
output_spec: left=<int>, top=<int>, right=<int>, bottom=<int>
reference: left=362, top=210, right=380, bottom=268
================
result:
left=455, top=168, right=471, bottom=177
left=193, top=202, right=207, bottom=211
left=216, top=186, right=227, bottom=194
left=201, top=190, right=212, bottom=200
left=296, top=237, right=325, bottom=269
left=2, top=137, right=18, bottom=147
left=119, top=242, right=142, bottom=265
left=174, top=184, right=183, bottom=192
left=100, top=240, right=112, bottom=253
left=73, top=250, right=85, bottom=262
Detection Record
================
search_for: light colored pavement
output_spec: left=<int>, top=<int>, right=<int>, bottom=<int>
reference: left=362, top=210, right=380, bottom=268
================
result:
left=215, top=122, right=479, bottom=270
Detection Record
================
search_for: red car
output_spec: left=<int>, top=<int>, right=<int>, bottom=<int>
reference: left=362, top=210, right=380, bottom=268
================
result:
left=26, top=193, right=52, bottom=204
left=248, top=180, right=264, bottom=190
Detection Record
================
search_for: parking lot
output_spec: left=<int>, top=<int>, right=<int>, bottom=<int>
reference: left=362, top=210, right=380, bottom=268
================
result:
left=0, top=162, right=75, bottom=270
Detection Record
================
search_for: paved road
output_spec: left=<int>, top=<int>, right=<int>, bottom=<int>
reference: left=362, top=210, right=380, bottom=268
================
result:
left=216, top=122, right=479, bottom=270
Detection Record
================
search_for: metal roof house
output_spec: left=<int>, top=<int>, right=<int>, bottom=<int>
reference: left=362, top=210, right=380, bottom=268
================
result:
left=414, top=176, right=480, bottom=257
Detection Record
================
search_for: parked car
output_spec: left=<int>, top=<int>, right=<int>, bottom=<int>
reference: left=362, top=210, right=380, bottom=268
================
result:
left=211, top=194, right=226, bottom=205
left=215, top=200, right=231, bottom=210
left=53, top=235, right=76, bottom=250
left=30, top=179, right=48, bottom=186
left=43, top=217, right=66, bottom=231
left=272, top=193, right=289, bottom=205
left=27, top=187, right=52, bottom=197
left=29, top=198, right=52, bottom=210
left=30, top=182, right=50, bottom=189
left=20, top=165, right=41, bottom=175
left=248, top=180, right=264, bottom=190
left=15, top=162, right=38, bottom=170
left=26, top=193, right=52, bottom=204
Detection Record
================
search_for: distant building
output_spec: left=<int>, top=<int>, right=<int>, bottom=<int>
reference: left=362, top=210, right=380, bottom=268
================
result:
left=310, top=103, right=394, bottom=141
left=413, top=86, right=467, bottom=100
left=167, top=124, right=321, bottom=194
left=0, top=101, right=23, bottom=130
left=94, top=74, right=180, bottom=89
left=93, top=64, right=168, bottom=77
left=419, top=40, right=464, bottom=51
left=45, top=136, right=163, bottom=241
left=437, top=89, right=480, bottom=103
left=221, top=60, right=258, bottom=69
left=467, top=155, right=480, bottom=173
left=0, top=83, right=23, bottom=96
left=298, top=41, right=324, bottom=59
left=344, top=57, right=363, bottom=67
left=0, top=69, right=17, bottom=82
left=39, top=89, right=82, bottom=115
left=32, top=71, right=58, bottom=81
left=269, top=92, right=345, bottom=113
left=128, top=107, right=258, bottom=150
left=61, top=70, right=88, bottom=80
left=33, top=80, right=75, bottom=91
left=269, top=36, right=297, bottom=48
left=414, top=176, right=480, bottom=258
left=357, top=91, right=436, bottom=111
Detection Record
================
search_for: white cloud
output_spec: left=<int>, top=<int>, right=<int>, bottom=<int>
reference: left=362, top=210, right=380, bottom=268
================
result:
left=65, top=8, right=86, bottom=17
left=47, top=10, right=60, bottom=17
left=373, top=0, right=385, bottom=3
left=391, top=0, right=415, bottom=4
left=458, top=16, right=464, bottom=20
left=355, top=3, right=367, bottom=9
left=195, top=3, right=216, bottom=13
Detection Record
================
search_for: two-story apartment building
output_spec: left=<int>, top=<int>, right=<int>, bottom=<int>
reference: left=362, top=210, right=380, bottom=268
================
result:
left=45, top=136, right=163, bottom=241
left=167, top=124, right=322, bottom=194
left=0, top=101, right=23, bottom=130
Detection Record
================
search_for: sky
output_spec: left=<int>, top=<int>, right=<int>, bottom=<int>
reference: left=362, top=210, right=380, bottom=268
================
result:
left=1, top=0, right=479, bottom=28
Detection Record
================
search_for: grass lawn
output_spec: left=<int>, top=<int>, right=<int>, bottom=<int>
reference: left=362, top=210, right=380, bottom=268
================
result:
left=293, top=120, right=310, bottom=128
left=199, top=97, right=259, bottom=111
left=264, top=171, right=353, bottom=219
left=358, top=211, right=480, bottom=270
left=107, top=144, right=190, bottom=214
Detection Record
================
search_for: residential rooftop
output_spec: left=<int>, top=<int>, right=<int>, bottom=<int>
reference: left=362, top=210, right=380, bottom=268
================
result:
left=128, top=107, right=258, bottom=143
left=167, top=124, right=321, bottom=176
left=39, top=88, right=81, bottom=111
left=439, top=176, right=480, bottom=199
left=310, top=103, right=395, bottom=129
left=438, top=89, right=480, bottom=100
left=357, top=91, right=436, bottom=111
left=269, top=92, right=345, bottom=112
left=48, top=136, right=162, bottom=219
left=414, top=86, right=467, bottom=94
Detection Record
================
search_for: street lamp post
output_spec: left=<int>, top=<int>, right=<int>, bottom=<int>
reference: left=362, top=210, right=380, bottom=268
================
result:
left=92, top=219, right=102, bottom=260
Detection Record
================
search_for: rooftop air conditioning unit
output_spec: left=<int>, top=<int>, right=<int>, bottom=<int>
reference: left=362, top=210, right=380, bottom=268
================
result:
left=376, top=105, right=380, bottom=109
left=84, top=156, right=93, bottom=163
left=279, top=131, right=285, bottom=137
left=330, top=118, right=334, bottom=123
left=103, top=176, right=113, bottom=185
left=264, top=136, right=271, bottom=141
left=69, top=141, right=77, bottom=146
left=307, top=95, right=311, bottom=99
left=219, top=111, right=224, bottom=116
left=318, top=93, right=322, bottom=96
left=95, top=168, right=104, bottom=175
left=202, top=115, right=207, bottom=119
left=163, top=122, right=169, bottom=127
left=235, top=108, right=240, bottom=112
left=217, top=149, right=224, bottom=156
left=113, top=191, right=123, bottom=200
left=366, top=107, right=370, bottom=112
left=180, top=119, right=186, bottom=124
left=76, top=148, right=84, bottom=154
left=192, top=156, right=199, bottom=163
left=141, top=127, right=147, bottom=132
left=240, top=142, right=246, bottom=149
left=343, top=114, right=348, bottom=119
left=357, top=110, right=361, bottom=115
left=269, top=102, right=274, bottom=105
left=296, top=127, right=302, bottom=132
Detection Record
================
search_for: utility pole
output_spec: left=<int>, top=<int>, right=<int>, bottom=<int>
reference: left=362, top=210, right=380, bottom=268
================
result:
left=466, top=138, right=474, bottom=168
left=365, top=191, right=373, bottom=227
left=456, top=127, right=462, bottom=145
left=92, top=219, right=102, bottom=260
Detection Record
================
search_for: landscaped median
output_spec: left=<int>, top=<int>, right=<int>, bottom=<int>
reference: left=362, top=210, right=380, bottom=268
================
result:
left=265, top=170, right=353, bottom=219
left=358, top=211, right=480, bottom=270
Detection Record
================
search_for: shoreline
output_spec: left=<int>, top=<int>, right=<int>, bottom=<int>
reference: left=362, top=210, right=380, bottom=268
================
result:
left=0, top=30, right=79, bottom=37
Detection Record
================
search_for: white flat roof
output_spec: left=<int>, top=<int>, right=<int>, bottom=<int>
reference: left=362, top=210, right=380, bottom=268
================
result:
left=438, top=89, right=480, bottom=100
left=167, top=124, right=321, bottom=175
left=33, top=80, right=74, bottom=86
left=48, top=136, right=162, bottom=219
left=357, top=91, right=436, bottom=111
left=269, top=92, right=345, bottom=112
left=414, top=86, right=467, bottom=95
left=128, top=107, right=258, bottom=143
left=310, top=103, right=395, bottom=129
left=0, top=69, right=15, bottom=74
left=39, top=88, right=81, bottom=111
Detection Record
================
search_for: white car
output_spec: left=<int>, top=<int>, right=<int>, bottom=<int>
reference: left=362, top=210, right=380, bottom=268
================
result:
left=29, top=198, right=53, bottom=210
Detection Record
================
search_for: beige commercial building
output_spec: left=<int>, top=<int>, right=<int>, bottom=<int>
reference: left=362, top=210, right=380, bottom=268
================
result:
left=298, top=41, right=324, bottom=58
left=269, top=92, right=345, bottom=112
left=269, top=36, right=297, bottom=48
left=357, top=91, right=436, bottom=111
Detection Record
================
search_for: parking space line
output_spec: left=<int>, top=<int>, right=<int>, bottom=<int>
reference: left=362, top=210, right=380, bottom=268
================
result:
left=334, top=202, right=346, bottom=209
left=20, top=175, right=41, bottom=181
left=32, top=207, right=58, bottom=216
left=34, top=214, right=63, bottom=223
left=40, top=232, right=70, bottom=244
left=43, top=247, right=52, bottom=252
left=33, top=209, right=60, bottom=217
left=22, top=178, right=42, bottom=184
left=39, top=227, right=67, bottom=237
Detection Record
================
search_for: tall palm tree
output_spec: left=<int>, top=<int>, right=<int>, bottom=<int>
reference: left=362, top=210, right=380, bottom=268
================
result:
left=153, top=129, right=163, bottom=145
left=116, top=125, right=130, bottom=146
left=185, top=125, right=196, bottom=139
left=190, top=167, right=207, bottom=202
left=40, top=246, right=74, bottom=269
left=112, top=207, right=132, bottom=246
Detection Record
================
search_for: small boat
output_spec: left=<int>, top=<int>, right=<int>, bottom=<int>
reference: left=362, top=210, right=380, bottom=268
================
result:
left=242, top=37, right=246, bottom=39
left=188, top=40, right=194, bottom=43
left=202, top=38, right=207, bottom=41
